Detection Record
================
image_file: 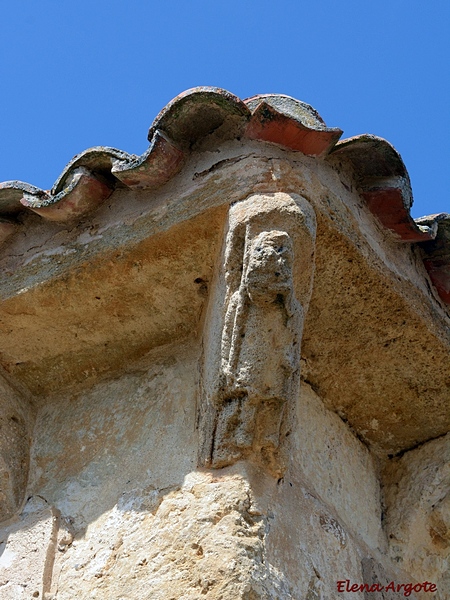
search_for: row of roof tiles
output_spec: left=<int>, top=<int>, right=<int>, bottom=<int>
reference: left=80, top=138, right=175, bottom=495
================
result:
left=0, top=87, right=449, bottom=306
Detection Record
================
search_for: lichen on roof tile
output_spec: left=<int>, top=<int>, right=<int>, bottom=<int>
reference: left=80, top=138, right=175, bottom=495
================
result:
left=147, top=87, right=251, bottom=147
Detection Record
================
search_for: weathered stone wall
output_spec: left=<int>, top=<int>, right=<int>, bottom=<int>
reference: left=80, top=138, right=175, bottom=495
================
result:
left=2, top=342, right=200, bottom=598
left=0, top=360, right=380, bottom=598
left=1, top=358, right=444, bottom=598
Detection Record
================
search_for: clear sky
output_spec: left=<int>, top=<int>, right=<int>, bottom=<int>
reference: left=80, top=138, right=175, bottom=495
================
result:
left=1, top=1, right=448, bottom=218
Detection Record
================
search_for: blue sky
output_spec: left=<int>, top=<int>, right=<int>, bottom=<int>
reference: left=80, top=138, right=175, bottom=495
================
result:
left=1, top=1, right=448, bottom=218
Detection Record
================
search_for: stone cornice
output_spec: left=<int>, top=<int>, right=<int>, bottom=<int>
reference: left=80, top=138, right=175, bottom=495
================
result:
left=1, top=87, right=448, bottom=306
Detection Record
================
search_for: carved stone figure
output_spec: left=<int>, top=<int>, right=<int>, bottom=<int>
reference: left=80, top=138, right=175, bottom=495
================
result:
left=199, top=192, right=316, bottom=477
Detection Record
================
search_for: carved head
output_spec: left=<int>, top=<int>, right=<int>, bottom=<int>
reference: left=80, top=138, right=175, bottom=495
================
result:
left=245, top=231, right=294, bottom=304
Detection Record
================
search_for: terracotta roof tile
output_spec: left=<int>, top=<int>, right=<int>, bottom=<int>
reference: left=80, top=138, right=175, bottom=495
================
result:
left=416, top=213, right=450, bottom=304
left=331, top=134, right=436, bottom=242
left=147, top=87, right=250, bottom=147
left=245, top=94, right=342, bottom=156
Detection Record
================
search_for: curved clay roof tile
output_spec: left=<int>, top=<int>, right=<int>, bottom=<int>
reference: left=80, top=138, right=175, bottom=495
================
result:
left=245, top=93, right=342, bottom=157
left=415, top=213, right=450, bottom=304
left=331, top=135, right=436, bottom=243
left=147, top=87, right=251, bottom=148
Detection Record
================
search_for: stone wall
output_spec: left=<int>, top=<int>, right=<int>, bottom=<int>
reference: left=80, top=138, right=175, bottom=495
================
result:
left=0, top=361, right=386, bottom=597
left=2, top=357, right=444, bottom=598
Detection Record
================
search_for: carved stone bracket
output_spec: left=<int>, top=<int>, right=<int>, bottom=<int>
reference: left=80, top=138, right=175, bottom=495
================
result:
left=199, top=192, right=316, bottom=477
left=383, top=433, right=450, bottom=587
left=0, top=374, right=34, bottom=523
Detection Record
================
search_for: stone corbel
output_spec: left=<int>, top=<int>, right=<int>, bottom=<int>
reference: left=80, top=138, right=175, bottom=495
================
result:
left=0, top=375, right=34, bottom=523
left=383, top=433, right=450, bottom=586
left=199, top=192, right=316, bottom=477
